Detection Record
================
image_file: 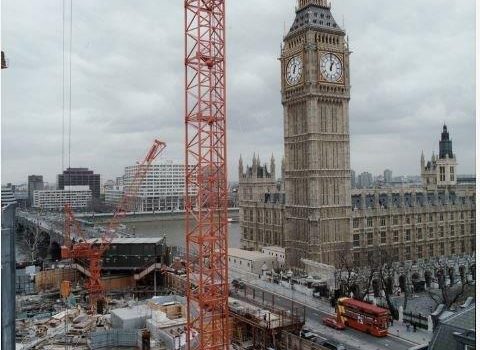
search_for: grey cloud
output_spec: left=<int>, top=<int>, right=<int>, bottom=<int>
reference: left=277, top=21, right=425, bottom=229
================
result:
left=2, top=0, right=475, bottom=185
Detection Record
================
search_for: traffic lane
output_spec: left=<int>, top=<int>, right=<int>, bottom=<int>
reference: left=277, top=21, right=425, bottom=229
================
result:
left=235, top=285, right=416, bottom=350
left=305, top=315, right=414, bottom=350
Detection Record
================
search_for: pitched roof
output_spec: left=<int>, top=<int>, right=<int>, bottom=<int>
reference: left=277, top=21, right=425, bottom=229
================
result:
left=429, top=304, right=476, bottom=350
left=287, top=1, right=344, bottom=38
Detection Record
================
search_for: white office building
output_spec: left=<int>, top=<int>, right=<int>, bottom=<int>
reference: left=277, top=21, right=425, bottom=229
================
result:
left=33, top=186, right=92, bottom=210
left=105, top=185, right=124, bottom=206
left=121, top=161, right=195, bottom=213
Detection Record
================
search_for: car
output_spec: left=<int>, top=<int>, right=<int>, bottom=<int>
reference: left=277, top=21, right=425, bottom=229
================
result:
left=231, top=279, right=245, bottom=289
left=300, top=329, right=317, bottom=341
left=322, top=317, right=346, bottom=330
left=316, top=339, right=346, bottom=350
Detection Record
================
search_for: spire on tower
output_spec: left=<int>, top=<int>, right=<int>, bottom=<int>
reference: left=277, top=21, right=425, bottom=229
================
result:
left=298, top=0, right=330, bottom=10
left=239, top=155, right=244, bottom=177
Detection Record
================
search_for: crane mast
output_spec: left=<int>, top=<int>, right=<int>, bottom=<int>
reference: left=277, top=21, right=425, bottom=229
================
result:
left=184, top=1, right=229, bottom=349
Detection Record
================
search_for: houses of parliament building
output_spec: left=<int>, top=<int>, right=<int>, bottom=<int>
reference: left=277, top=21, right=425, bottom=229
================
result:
left=238, top=0, right=476, bottom=269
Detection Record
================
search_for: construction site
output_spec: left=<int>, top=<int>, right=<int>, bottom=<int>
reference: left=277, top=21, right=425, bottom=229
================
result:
left=5, top=1, right=309, bottom=350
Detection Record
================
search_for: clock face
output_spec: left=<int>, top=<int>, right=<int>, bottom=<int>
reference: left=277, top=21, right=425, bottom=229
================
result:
left=286, top=56, right=303, bottom=86
left=320, top=53, right=343, bottom=82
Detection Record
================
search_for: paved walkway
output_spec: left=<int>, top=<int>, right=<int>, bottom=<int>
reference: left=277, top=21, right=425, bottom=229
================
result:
left=389, top=320, right=432, bottom=346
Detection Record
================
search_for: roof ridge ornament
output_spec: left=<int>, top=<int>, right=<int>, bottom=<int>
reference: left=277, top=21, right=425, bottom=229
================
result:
left=298, top=0, right=330, bottom=10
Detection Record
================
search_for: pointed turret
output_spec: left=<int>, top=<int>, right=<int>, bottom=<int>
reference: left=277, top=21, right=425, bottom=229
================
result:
left=421, top=151, right=425, bottom=169
left=270, top=154, right=276, bottom=179
left=239, top=155, right=244, bottom=178
left=439, top=124, right=453, bottom=159
left=252, top=153, right=258, bottom=178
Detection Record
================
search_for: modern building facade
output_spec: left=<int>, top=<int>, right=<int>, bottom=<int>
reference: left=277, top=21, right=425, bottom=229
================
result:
left=383, top=169, right=393, bottom=184
left=1, top=187, right=17, bottom=209
left=281, top=0, right=352, bottom=267
left=1, top=202, right=16, bottom=350
left=122, top=161, right=195, bottom=213
left=27, top=175, right=44, bottom=207
left=357, top=172, right=373, bottom=189
left=33, top=186, right=92, bottom=210
left=58, top=167, right=101, bottom=198
left=105, top=185, right=124, bottom=206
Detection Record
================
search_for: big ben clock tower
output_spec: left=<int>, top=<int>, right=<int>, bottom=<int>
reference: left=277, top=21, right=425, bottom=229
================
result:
left=282, top=0, right=352, bottom=268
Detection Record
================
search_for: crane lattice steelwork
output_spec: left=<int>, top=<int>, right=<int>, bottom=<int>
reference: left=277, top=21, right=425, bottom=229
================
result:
left=62, top=139, right=166, bottom=311
left=184, top=1, right=229, bottom=349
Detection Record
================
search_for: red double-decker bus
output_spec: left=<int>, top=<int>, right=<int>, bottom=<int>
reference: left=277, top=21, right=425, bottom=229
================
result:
left=336, top=297, right=390, bottom=337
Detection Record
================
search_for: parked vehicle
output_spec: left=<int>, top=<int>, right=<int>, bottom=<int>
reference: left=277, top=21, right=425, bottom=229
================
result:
left=300, top=329, right=317, bottom=341
left=232, top=279, right=245, bottom=289
left=317, top=340, right=346, bottom=350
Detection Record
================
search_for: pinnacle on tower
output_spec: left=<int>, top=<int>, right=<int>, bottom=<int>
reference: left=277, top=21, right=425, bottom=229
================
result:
left=298, top=0, right=330, bottom=10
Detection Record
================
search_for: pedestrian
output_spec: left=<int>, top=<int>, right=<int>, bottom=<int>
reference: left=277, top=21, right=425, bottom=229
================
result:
left=406, top=323, right=410, bottom=332
left=413, top=323, right=417, bottom=332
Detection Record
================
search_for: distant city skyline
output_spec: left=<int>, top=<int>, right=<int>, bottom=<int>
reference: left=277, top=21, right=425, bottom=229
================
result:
left=2, top=0, right=475, bottom=184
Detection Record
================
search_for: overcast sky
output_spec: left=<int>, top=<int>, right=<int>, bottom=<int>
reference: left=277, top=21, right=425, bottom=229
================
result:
left=1, top=0, right=476, bottom=185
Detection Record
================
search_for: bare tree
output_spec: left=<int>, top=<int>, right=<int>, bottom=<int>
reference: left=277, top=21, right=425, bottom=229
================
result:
left=335, top=249, right=361, bottom=298
left=428, top=261, right=473, bottom=309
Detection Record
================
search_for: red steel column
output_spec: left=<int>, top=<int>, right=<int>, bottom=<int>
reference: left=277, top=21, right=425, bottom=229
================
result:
left=184, top=1, right=229, bottom=349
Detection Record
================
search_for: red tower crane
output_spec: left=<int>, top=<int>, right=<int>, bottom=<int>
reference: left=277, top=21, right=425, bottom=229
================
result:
left=184, top=1, right=229, bottom=349
left=62, top=139, right=166, bottom=310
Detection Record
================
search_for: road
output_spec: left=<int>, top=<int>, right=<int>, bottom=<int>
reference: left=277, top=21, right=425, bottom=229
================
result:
left=230, top=271, right=417, bottom=350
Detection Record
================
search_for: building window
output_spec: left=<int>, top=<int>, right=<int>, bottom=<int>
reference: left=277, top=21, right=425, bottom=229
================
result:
left=429, top=214, right=433, bottom=222
left=353, top=219, right=360, bottom=228
left=460, top=224, right=465, bottom=235
left=460, top=212, right=464, bottom=220
left=439, top=242, right=445, bottom=255
left=450, top=212, right=454, bottom=220
left=380, top=231, right=386, bottom=244
left=393, top=216, right=399, bottom=225
left=417, top=228, right=422, bottom=240
left=380, top=217, right=386, bottom=227
left=416, top=215, right=422, bottom=223
left=417, top=245, right=423, bottom=258
left=461, top=240, right=465, bottom=253
left=439, top=213, right=444, bottom=221
left=450, top=225, right=455, bottom=236
left=450, top=166, right=454, bottom=181
left=450, top=242, right=455, bottom=255
left=353, top=252, right=360, bottom=264
left=367, top=217, right=373, bottom=227
left=429, top=227, right=434, bottom=239
left=429, top=244, right=434, bottom=256
left=353, top=234, right=360, bottom=247
left=367, top=232, right=373, bottom=246
left=440, top=166, right=445, bottom=181
left=405, top=216, right=410, bottom=224
left=405, top=246, right=411, bottom=260
left=405, top=229, right=411, bottom=241
left=393, top=230, right=399, bottom=242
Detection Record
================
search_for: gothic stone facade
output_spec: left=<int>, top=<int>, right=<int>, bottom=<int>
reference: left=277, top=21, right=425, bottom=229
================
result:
left=351, top=186, right=476, bottom=266
left=281, top=0, right=352, bottom=267
left=239, top=155, right=285, bottom=250
left=238, top=0, right=476, bottom=269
